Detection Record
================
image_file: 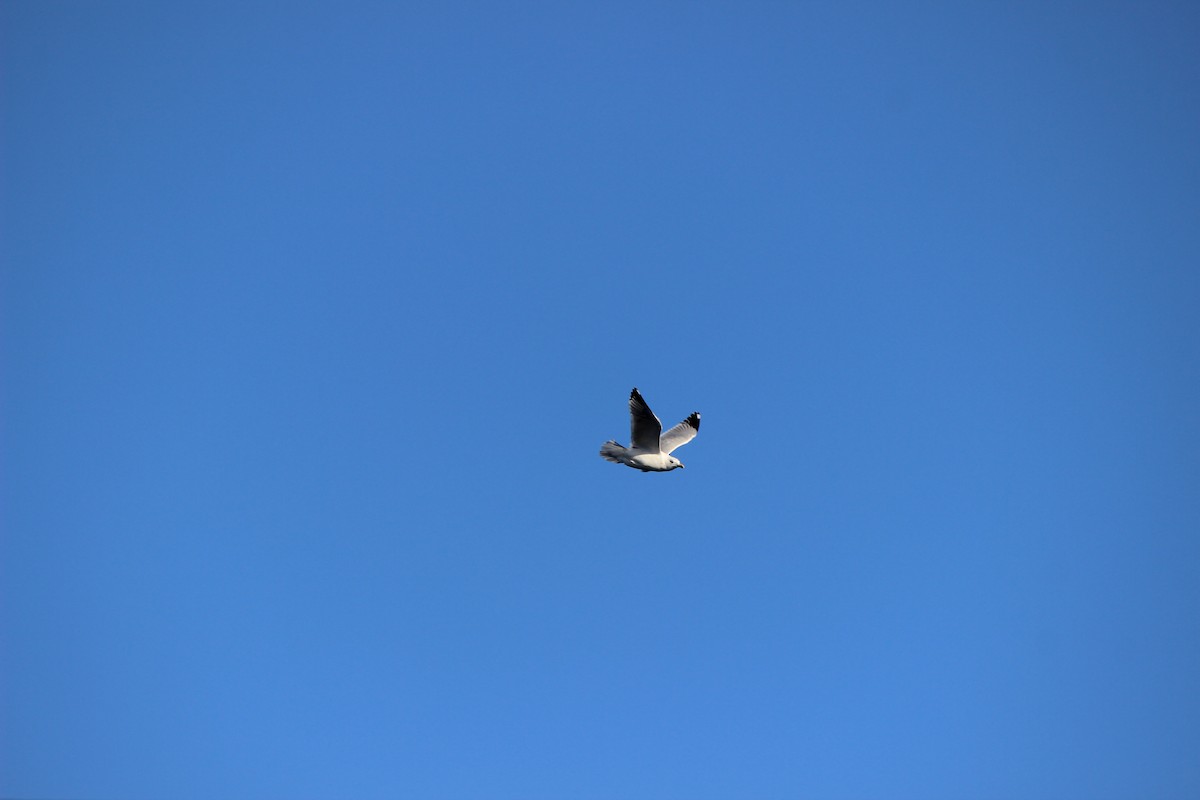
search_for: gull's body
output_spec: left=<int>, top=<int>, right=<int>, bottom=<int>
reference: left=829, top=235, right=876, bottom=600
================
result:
left=599, top=388, right=700, bottom=472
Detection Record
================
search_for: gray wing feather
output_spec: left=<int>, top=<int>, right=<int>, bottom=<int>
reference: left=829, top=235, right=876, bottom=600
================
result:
left=660, top=412, right=700, bottom=455
left=628, top=388, right=662, bottom=452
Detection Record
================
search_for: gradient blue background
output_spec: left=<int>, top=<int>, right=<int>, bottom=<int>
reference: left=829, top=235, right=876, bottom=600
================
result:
left=3, top=2, right=1199, bottom=798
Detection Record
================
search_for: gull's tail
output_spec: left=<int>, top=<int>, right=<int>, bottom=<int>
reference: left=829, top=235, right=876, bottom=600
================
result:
left=599, top=440, right=627, bottom=463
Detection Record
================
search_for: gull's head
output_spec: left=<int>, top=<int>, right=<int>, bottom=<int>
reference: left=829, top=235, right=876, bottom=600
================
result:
left=669, top=457, right=684, bottom=470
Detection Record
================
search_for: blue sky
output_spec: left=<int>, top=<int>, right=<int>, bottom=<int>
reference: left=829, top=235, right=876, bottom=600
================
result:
left=3, top=2, right=1199, bottom=797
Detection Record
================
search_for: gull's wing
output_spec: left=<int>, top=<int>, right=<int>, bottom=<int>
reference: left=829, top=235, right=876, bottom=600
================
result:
left=628, top=388, right=662, bottom=452
left=660, top=412, right=700, bottom=454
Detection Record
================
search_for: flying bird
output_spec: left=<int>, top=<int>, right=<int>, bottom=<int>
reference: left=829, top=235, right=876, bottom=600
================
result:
left=599, top=388, right=700, bottom=472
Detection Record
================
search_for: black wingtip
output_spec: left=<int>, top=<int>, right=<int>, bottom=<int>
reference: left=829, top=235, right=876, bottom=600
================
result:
left=686, top=412, right=700, bottom=431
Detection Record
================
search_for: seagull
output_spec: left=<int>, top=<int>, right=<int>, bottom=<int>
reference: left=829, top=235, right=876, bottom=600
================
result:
left=599, top=388, right=700, bottom=472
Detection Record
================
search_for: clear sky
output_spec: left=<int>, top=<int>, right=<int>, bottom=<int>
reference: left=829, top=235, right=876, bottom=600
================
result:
left=3, top=2, right=1199, bottom=798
